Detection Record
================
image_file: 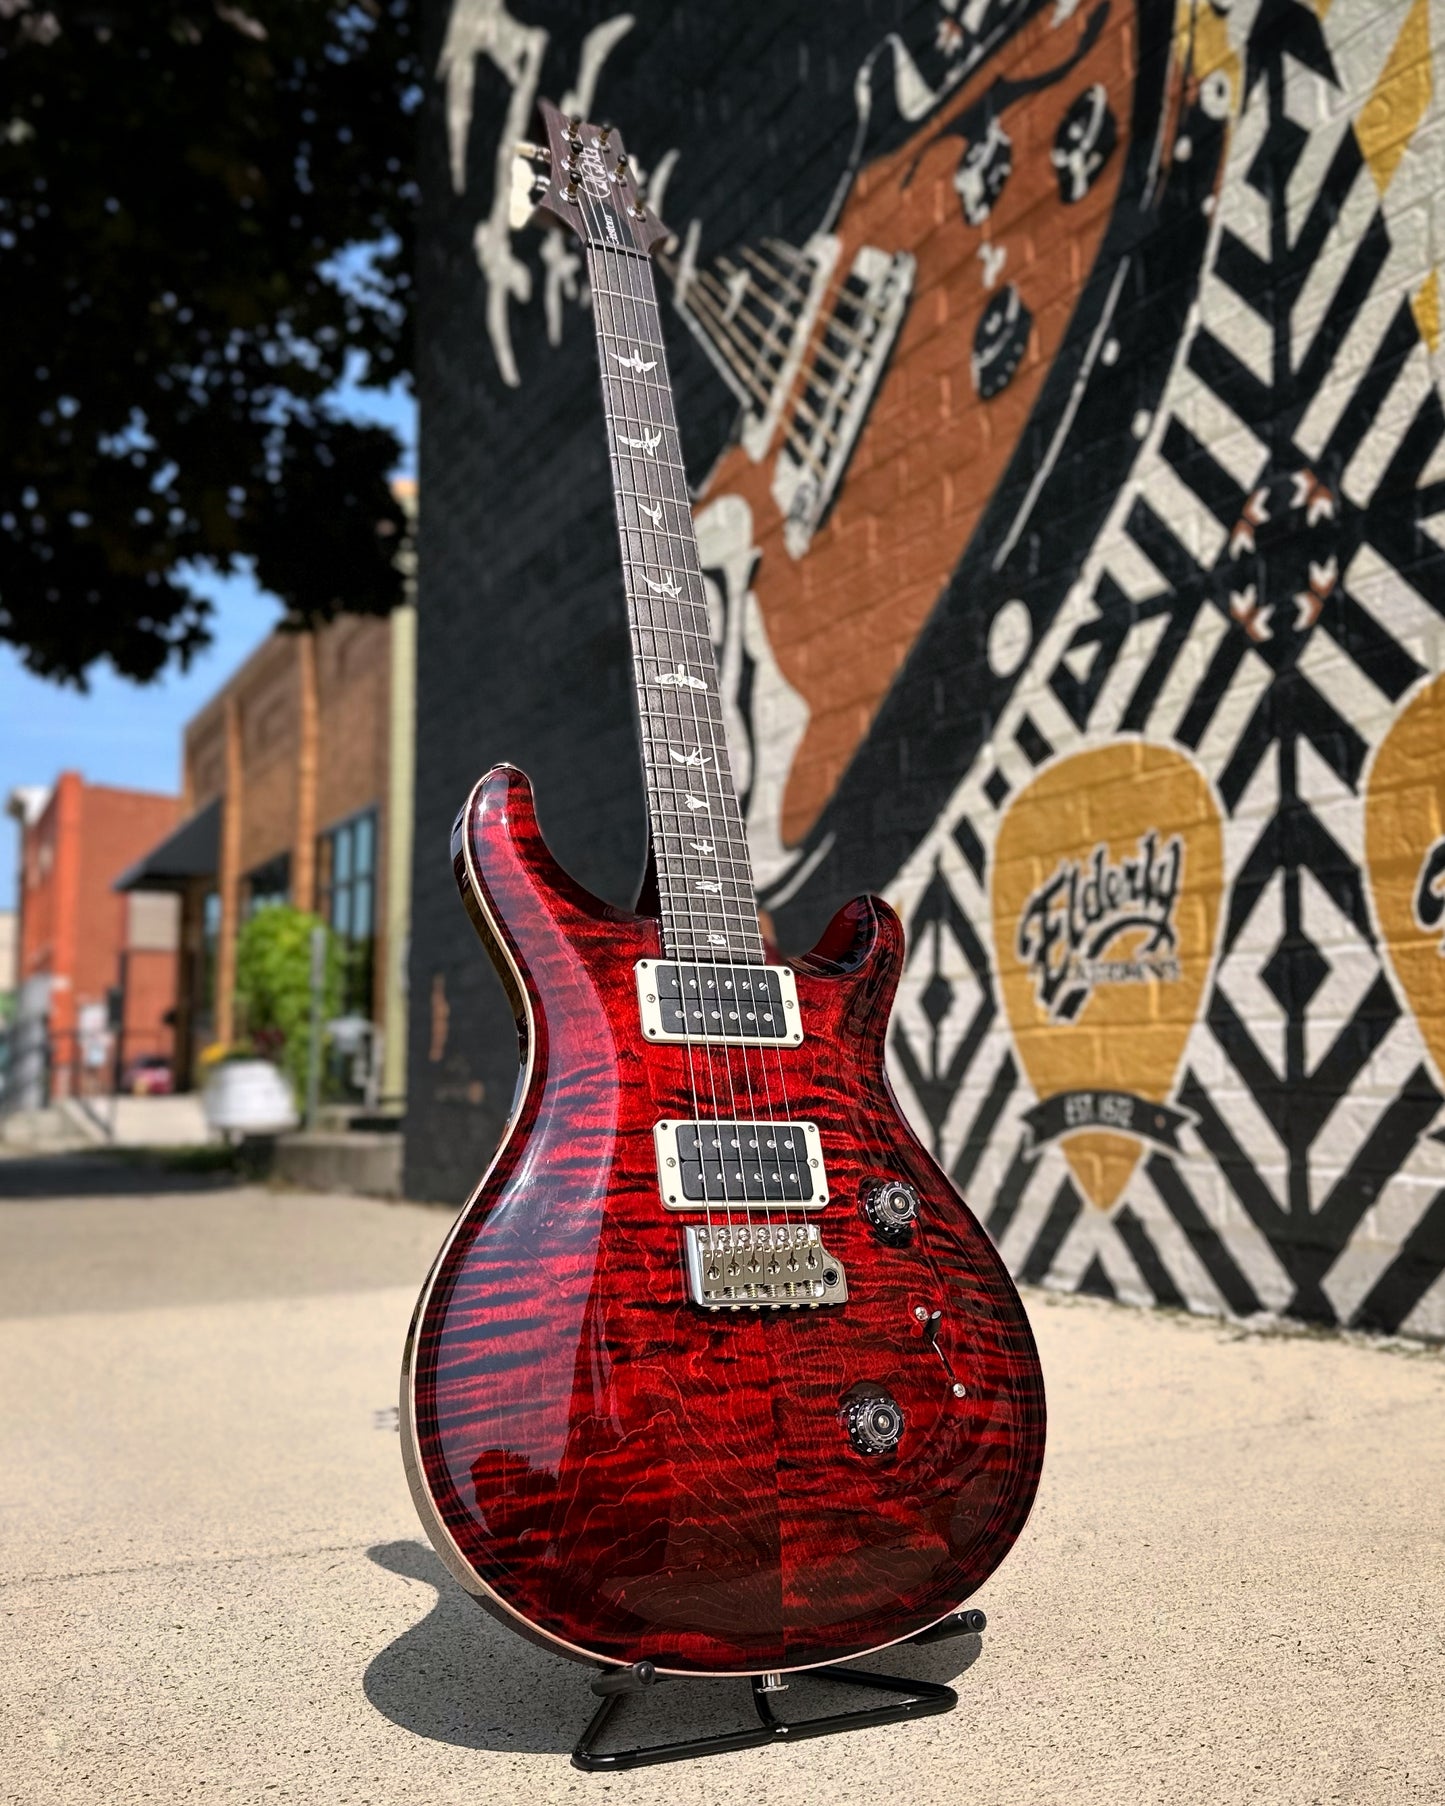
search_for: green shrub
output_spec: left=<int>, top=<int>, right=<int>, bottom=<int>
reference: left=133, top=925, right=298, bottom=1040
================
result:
left=233, top=905, right=342, bottom=1102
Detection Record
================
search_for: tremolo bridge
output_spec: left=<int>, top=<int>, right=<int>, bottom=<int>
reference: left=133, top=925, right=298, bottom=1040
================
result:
left=653, top=1119, right=846, bottom=1309
left=684, top=1221, right=848, bottom=1310
left=635, top=961, right=803, bottom=1047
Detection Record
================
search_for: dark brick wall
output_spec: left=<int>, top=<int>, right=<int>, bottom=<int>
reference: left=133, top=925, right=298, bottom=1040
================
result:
left=405, top=0, right=946, bottom=1201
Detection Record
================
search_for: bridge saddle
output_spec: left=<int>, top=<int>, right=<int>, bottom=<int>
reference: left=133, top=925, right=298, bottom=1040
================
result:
left=683, top=1221, right=848, bottom=1310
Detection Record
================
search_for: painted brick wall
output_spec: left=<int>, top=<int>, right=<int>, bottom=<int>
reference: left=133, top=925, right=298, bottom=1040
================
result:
left=411, top=0, right=1445, bottom=1337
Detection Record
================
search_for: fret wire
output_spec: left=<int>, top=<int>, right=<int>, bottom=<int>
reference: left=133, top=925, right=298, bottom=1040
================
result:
left=648, top=852, right=750, bottom=877
left=632, top=623, right=716, bottom=644
left=657, top=891, right=756, bottom=907
left=648, top=841, right=751, bottom=858
left=607, top=454, right=694, bottom=484
left=657, top=891, right=756, bottom=906
left=618, top=543, right=706, bottom=567
left=647, top=792, right=752, bottom=807
left=634, top=702, right=728, bottom=732
left=646, top=837, right=751, bottom=859
left=658, top=854, right=759, bottom=872
left=616, top=515, right=700, bottom=539
left=599, top=365, right=678, bottom=398
left=613, top=504, right=699, bottom=533
left=655, top=900, right=758, bottom=913
left=595, top=331, right=666, bottom=352
left=632, top=701, right=728, bottom=732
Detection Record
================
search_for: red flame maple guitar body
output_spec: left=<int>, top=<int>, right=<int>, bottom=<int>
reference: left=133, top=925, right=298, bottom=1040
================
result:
left=402, top=765, right=1046, bottom=1675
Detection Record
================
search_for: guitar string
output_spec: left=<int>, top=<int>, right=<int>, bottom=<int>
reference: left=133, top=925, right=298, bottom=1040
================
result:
left=601, top=233, right=778, bottom=1276
left=605, top=238, right=809, bottom=1282
left=628, top=230, right=819, bottom=1272
left=591, top=221, right=761, bottom=1266
left=606, top=193, right=807, bottom=1281
left=579, top=176, right=773, bottom=1269
left=573, top=173, right=737, bottom=1249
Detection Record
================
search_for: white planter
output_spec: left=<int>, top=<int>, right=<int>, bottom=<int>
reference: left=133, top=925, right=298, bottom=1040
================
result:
left=202, top=1060, right=298, bottom=1136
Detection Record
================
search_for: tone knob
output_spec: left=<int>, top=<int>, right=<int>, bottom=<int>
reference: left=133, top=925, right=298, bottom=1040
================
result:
left=845, top=1391, right=905, bottom=1457
left=863, top=1179, right=920, bottom=1240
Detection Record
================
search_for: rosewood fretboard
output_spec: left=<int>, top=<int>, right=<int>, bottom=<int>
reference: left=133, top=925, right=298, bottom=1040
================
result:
left=584, top=240, right=765, bottom=966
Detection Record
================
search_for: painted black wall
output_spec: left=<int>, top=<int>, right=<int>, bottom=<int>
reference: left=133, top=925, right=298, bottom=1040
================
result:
left=404, top=0, right=1445, bottom=1347
left=405, top=0, right=961, bottom=1201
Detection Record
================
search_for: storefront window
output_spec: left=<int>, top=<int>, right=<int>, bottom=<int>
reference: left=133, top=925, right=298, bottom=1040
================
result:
left=317, top=809, right=376, bottom=1019
left=200, top=890, right=221, bottom=1013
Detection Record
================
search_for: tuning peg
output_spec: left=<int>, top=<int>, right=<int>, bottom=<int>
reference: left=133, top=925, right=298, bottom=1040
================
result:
left=614, top=154, right=629, bottom=178
left=598, top=123, right=613, bottom=146
left=514, top=139, right=548, bottom=166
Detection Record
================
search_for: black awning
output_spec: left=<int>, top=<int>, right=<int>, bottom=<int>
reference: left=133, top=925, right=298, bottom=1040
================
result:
left=114, top=797, right=221, bottom=892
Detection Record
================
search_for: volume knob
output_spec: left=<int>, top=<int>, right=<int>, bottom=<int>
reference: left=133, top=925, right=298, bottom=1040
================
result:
left=845, top=1391, right=905, bottom=1457
left=863, top=1179, right=920, bottom=1240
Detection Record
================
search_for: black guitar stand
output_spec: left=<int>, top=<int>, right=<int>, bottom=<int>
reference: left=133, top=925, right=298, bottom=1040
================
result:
left=571, top=1609, right=985, bottom=1772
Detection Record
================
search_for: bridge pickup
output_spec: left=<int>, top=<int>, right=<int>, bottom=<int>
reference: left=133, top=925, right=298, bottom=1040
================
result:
left=683, top=1222, right=848, bottom=1310
left=653, top=1119, right=828, bottom=1210
left=636, top=961, right=803, bottom=1047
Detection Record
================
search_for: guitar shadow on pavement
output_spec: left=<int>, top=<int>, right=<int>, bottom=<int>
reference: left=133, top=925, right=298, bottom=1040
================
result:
left=364, top=1538, right=984, bottom=1757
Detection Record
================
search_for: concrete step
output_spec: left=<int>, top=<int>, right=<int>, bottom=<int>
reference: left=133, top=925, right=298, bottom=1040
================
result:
left=270, top=1130, right=403, bottom=1199
left=0, top=1106, right=93, bottom=1152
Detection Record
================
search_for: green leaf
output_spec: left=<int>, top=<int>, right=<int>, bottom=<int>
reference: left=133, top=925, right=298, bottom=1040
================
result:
left=233, top=904, right=343, bottom=1101
left=0, top=2, right=420, bottom=687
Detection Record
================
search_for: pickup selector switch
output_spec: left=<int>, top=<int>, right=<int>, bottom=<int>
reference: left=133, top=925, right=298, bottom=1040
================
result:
left=845, top=1391, right=904, bottom=1456
left=863, top=1178, right=920, bottom=1241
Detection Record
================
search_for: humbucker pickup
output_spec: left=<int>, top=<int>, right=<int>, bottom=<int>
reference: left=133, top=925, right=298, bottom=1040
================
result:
left=653, top=1119, right=827, bottom=1210
left=636, top=961, right=803, bottom=1047
left=684, top=1222, right=848, bottom=1309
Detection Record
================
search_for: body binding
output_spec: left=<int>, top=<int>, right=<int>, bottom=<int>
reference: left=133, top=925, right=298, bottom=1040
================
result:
left=402, top=764, right=1045, bottom=1675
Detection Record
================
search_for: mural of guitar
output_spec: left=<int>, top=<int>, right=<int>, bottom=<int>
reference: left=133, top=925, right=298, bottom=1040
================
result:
left=414, top=0, right=1445, bottom=1370
left=667, top=0, right=1137, bottom=855
left=401, top=104, right=1046, bottom=1676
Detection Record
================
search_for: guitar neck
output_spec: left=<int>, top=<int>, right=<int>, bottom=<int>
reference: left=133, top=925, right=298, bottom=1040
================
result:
left=585, top=240, right=764, bottom=965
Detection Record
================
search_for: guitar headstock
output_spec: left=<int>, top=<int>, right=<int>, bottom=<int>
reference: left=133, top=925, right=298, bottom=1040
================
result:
left=512, top=101, right=669, bottom=258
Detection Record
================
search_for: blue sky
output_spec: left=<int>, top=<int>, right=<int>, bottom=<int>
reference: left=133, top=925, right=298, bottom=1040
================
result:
left=1, top=379, right=415, bottom=910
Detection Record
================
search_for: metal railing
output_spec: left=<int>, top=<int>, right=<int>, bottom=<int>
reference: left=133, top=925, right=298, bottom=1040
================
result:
left=0, top=1023, right=177, bottom=1115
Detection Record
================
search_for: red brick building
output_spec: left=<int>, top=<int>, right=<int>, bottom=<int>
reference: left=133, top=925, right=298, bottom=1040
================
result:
left=8, top=774, right=181, bottom=1097
left=120, top=599, right=416, bottom=1103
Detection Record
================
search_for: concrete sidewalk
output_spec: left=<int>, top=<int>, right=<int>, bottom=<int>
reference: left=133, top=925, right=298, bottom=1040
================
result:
left=0, top=1155, right=1440, bottom=1805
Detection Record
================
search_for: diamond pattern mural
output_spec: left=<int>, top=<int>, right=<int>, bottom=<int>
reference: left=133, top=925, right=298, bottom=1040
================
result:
left=882, top=0, right=1445, bottom=1337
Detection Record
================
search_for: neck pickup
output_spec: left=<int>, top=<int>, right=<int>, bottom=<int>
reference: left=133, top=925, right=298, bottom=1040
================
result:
left=653, top=1118, right=828, bottom=1209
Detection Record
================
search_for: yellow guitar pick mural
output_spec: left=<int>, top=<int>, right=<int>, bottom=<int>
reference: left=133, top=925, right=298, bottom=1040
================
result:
left=1366, top=670, right=1445, bottom=1085
left=992, top=743, right=1224, bottom=1210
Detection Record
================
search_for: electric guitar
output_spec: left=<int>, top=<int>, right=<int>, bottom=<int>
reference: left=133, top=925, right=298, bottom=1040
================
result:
left=401, top=103, right=1046, bottom=1678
